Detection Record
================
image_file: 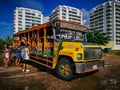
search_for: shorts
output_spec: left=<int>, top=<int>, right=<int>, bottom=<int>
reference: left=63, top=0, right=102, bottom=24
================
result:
left=16, top=52, right=21, bottom=59
left=5, top=53, right=9, bottom=59
left=22, top=59, right=29, bottom=64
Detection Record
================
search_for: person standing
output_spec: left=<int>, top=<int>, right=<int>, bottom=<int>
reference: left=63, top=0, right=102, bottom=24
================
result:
left=15, top=43, right=21, bottom=66
left=20, top=37, right=27, bottom=62
left=4, top=44, right=10, bottom=68
left=22, top=44, right=30, bottom=72
left=15, top=37, right=26, bottom=67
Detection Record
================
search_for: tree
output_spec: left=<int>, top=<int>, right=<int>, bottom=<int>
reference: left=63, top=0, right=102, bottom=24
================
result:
left=0, top=36, right=15, bottom=54
left=86, top=30, right=111, bottom=45
left=5, top=36, right=14, bottom=45
left=0, top=39, right=5, bottom=53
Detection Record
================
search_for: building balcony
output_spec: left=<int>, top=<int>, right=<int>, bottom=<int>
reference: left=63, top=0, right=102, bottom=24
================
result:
left=116, top=38, right=120, bottom=40
left=116, top=35, right=120, bottom=38
left=116, top=26, right=120, bottom=29
left=116, top=30, right=120, bottom=33
left=94, top=8, right=103, bottom=13
left=106, top=22, right=112, bottom=25
left=116, top=6, right=120, bottom=10
left=108, top=34, right=112, bottom=37
left=107, top=27, right=112, bottom=29
left=106, top=6, right=112, bottom=10
left=69, top=13, right=78, bottom=16
left=116, top=23, right=120, bottom=26
left=90, top=26, right=95, bottom=28
left=107, top=28, right=112, bottom=31
left=106, top=14, right=112, bottom=18
left=116, top=34, right=120, bottom=36
left=106, top=19, right=112, bottom=22
left=25, top=13, right=33, bottom=16
left=94, top=12, right=103, bottom=16
left=116, top=14, right=120, bottom=18
left=90, top=16, right=94, bottom=19
left=116, top=18, right=120, bottom=22
left=116, top=10, right=120, bottom=14
left=69, top=15, right=81, bottom=19
left=94, top=15, right=103, bottom=19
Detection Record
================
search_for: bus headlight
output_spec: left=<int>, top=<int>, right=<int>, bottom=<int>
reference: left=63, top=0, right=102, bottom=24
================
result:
left=77, top=54, right=82, bottom=60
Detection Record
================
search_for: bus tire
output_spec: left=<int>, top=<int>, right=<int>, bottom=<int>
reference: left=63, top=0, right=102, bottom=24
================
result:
left=56, top=58, right=75, bottom=81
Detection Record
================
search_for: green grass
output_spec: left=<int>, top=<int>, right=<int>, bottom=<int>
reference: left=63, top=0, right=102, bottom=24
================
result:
left=116, top=51, right=120, bottom=56
left=108, top=50, right=120, bottom=56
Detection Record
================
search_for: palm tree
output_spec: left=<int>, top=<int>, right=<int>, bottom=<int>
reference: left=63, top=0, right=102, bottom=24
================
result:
left=86, top=30, right=111, bottom=45
left=5, top=36, right=14, bottom=45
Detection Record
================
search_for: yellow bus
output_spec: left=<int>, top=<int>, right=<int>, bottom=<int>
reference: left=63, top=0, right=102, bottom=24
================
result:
left=14, top=20, right=104, bottom=80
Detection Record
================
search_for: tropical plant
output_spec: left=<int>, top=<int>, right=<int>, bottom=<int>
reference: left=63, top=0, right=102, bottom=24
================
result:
left=0, top=39, right=5, bottom=53
left=5, top=36, right=14, bottom=45
left=0, top=36, right=15, bottom=55
left=86, top=30, right=111, bottom=45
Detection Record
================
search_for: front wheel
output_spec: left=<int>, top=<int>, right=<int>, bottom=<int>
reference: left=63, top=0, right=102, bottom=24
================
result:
left=56, top=58, right=75, bottom=81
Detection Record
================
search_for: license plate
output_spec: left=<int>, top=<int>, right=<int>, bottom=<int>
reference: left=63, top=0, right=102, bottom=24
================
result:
left=93, top=65, right=97, bottom=69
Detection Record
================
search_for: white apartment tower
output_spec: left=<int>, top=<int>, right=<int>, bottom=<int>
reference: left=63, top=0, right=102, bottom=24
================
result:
left=49, top=5, right=82, bottom=24
left=14, top=7, right=43, bottom=33
left=89, top=0, right=120, bottom=50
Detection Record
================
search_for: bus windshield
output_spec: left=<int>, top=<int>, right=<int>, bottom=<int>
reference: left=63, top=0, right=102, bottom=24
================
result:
left=55, top=29, right=85, bottom=41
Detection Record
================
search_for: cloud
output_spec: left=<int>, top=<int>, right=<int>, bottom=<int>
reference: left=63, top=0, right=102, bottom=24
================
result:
left=82, top=19, right=87, bottom=25
left=20, top=0, right=44, bottom=12
left=81, top=8, right=89, bottom=26
left=43, top=16, right=49, bottom=23
left=81, top=8, right=89, bottom=19
left=82, top=19, right=89, bottom=26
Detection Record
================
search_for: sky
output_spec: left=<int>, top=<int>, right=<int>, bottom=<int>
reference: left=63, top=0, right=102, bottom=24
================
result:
left=0, top=0, right=108, bottom=39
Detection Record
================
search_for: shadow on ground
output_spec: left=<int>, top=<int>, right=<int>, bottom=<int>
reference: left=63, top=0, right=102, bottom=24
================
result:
left=0, top=57, right=104, bottom=90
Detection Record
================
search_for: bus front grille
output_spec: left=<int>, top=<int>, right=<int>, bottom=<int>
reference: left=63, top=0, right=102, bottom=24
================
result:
left=84, top=48, right=102, bottom=60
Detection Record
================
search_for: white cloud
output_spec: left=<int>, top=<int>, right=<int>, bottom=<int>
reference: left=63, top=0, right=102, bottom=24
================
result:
left=82, top=19, right=87, bottom=25
left=81, top=8, right=90, bottom=26
left=82, top=19, right=89, bottom=26
left=43, top=16, right=49, bottom=23
left=81, top=8, right=89, bottom=19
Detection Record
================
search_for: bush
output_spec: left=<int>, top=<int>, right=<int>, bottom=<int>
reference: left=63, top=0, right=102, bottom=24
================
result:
left=116, top=51, right=120, bottom=56
left=0, top=39, right=5, bottom=53
left=0, top=53, right=3, bottom=66
left=108, top=50, right=120, bottom=56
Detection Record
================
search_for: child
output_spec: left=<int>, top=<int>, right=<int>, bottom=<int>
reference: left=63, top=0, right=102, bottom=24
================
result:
left=22, top=44, right=30, bottom=72
left=4, top=44, right=10, bottom=68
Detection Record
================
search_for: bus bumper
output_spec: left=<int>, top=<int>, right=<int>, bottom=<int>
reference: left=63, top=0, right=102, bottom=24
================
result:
left=75, top=60, right=104, bottom=73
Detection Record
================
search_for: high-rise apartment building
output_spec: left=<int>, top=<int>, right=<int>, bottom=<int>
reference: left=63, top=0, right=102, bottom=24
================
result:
left=14, top=7, right=43, bottom=33
left=89, top=0, right=120, bottom=50
left=49, top=5, right=82, bottom=24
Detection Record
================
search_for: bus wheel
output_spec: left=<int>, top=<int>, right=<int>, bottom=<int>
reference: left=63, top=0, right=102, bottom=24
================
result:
left=56, top=58, right=75, bottom=81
